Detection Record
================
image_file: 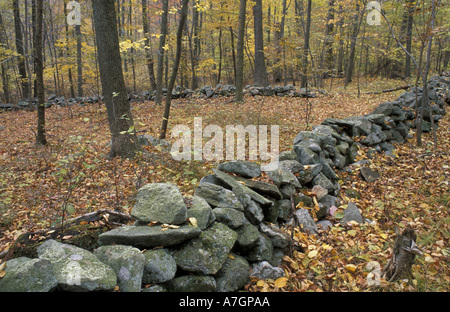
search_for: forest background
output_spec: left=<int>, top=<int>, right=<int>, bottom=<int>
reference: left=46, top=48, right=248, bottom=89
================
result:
left=0, top=0, right=449, bottom=292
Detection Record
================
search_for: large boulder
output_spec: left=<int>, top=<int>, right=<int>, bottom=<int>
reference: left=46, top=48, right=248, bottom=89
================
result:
left=194, top=182, right=244, bottom=211
left=173, top=222, right=238, bottom=275
left=213, top=208, right=247, bottom=229
left=98, top=224, right=201, bottom=249
left=340, top=202, right=364, bottom=225
left=215, top=253, right=250, bottom=292
left=131, top=183, right=187, bottom=224
left=94, top=245, right=145, bottom=292
left=187, top=196, right=216, bottom=230
left=250, top=261, right=285, bottom=281
left=217, top=160, right=261, bottom=178
left=37, top=239, right=117, bottom=291
left=293, top=209, right=318, bottom=235
left=142, top=249, right=177, bottom=284
left=165, top=275, right=217, bottom=292
left=212, top=169, right=274, bottom=207
left=0, top=257, right=57, bottom=292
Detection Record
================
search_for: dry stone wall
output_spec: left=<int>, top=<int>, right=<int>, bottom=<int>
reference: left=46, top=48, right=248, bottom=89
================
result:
left=0, top=75, right=448, bottom=292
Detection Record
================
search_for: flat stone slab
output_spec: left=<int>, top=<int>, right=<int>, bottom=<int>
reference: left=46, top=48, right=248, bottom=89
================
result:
left=98, top=225, right=201, bottom=249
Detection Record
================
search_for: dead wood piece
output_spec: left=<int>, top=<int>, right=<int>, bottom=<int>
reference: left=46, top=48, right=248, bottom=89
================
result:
left=365, top=84, right=412, bottom=94
left=382, top=227, right=423, bottom=282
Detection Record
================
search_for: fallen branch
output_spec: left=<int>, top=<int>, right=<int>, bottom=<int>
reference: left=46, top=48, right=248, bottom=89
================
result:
left=365, top=84, right=412, bottom=94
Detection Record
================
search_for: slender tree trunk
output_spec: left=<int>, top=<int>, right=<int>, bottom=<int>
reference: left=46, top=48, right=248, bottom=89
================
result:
left=273, top=0, right=287, bottom=84
left=190, top=2, right=200, bottom=90
left=92, top=0, right=140, bottom=158
left=35, top=0, right=46, bottom=145
left=300, top=0, right=312, bottom=88
left=344, top=3, right=363, bottom=86
left=217, top=25, right=223, bottom=85
left=63, top=0, right=75, bottom=98
left=229, top=26, right=237, bottom=82
left=323, top=0, right=335, bottom=78
left=141, top=0, right=157, bottom=91
left=0, top=12, right=10, bottom=103
left=76, top=24, right=83, bottom=97
left=155, top=0, right=169, bottom=106
left=336, top=4, right=344, bottom=78
left=160, top=0, right=189, bottom=140
left=253, top=0, right=268, bottom=86
left=13, top=0, right=28, bottom=99
left=235, top=0, right=247, bottom=103
left=418, top=0, right=437, bottom=147
left=404, top=0, right=414, bottom=78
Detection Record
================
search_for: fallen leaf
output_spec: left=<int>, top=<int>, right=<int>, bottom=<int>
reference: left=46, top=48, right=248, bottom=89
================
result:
left=188, top=217, right=198, bottom=227
left=345, top=264, right=357, bottom=273
left=274, top=277, right=288, bottom=288
left=308, top=249, right=318, bottom=258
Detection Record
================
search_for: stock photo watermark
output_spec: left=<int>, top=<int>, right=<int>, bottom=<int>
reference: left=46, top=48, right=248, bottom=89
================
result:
left=170, top=117, right=280, bottom=171
left=67, top=0, right=81, bottom=26
left=366, top=1, right=382, bottom=26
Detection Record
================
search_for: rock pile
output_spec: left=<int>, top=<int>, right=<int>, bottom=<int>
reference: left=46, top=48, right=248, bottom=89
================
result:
left=0, top=75, right=448, bottom=292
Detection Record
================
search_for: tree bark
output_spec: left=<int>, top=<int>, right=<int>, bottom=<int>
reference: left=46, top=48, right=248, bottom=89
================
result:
left=76, top=24, right=83, bottom=97
left=159, top=0, right=189, bottom=139
left=253, top=0, right=268, bottom=87
left=344, top=3, right=364, bottom=86
left=155, top=0, right=169, bottom=106
left=0, top=12, right=10, bottom=103
left=235, top=0, right=247, bottom=103
left=34, top=0, right=46, bottom=145
left=404, top=0, right=414, bottom=78
left=141, top=0, right=157, bottom=91
left=92, top=0, right=140, bottom=158
left=12, top=0, right=29, bottom=99
left=323, top=0, right=335, bottom=78
left=63, top=0, right=76, bottom=98
left=190, top=2, right=200, bottom=90
left=300, top=0, right=312, bottom=88
left=382, top=227, right=422, bottom=282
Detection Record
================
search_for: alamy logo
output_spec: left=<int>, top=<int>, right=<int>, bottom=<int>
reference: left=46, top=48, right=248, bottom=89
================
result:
left=366, top=1, right=381, bottom=26
left=67, top=1, right=81, bottom=26
left=170, top=118, right=279, bottom=171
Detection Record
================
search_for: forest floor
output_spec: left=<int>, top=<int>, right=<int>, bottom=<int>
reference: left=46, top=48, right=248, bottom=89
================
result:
left=0, top=77, right=448, bottom=291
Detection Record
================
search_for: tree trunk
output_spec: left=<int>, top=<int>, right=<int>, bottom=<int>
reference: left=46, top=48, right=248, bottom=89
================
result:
left=190, top=2, right=200, bottom=90
left=300, top=0, right=312, bottom=88
left=76, top=24, right=83, bottom=97
left=253, top=0, right=268, bottom=87
left=417, top=0, right=437, bottom=148
left=0, top=12, right=10, bottom=103
left=159, top=0, right=189, bottom=140
left=323, top=0, right=335, bottom=78
left=273, top=0, right=287, bottom=83
left=235, top=0, right=247, bottom=103
left=92, top=0, right=140, bottom=159
left=141, top=0, right=157, bottom=91
left=344, top=3, right=363, bottom=86
left=155, top=0, right=169, bottom=106
left=217, top=25, right=223, bottom=85
left=34, top=0, right=46, bottom=145
left=64, top=0, right=76, bottom=98
left=404, top=0, right=414, bottom=78
left=13, top=0, right=29, bottom=99
left=382, top=227, right=422, bottom=282
left=229, top=26, right=237, bottom=82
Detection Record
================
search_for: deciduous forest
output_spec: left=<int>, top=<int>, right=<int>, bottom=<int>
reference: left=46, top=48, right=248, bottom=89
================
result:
left=0, top=0, right=448, bottom=293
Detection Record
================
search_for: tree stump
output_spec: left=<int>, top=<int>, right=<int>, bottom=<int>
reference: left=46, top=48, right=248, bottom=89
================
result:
left=382, top=227, right=423, bottom=282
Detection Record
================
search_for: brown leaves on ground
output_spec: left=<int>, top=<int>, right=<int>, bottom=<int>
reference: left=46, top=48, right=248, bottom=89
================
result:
left=0, top=78, right=448, bottom=291
left=248, top=110, right=450, bottom=293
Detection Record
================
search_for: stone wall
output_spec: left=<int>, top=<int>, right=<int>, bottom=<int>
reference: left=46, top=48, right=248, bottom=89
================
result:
left=0, top=75, right=448, bottom=292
